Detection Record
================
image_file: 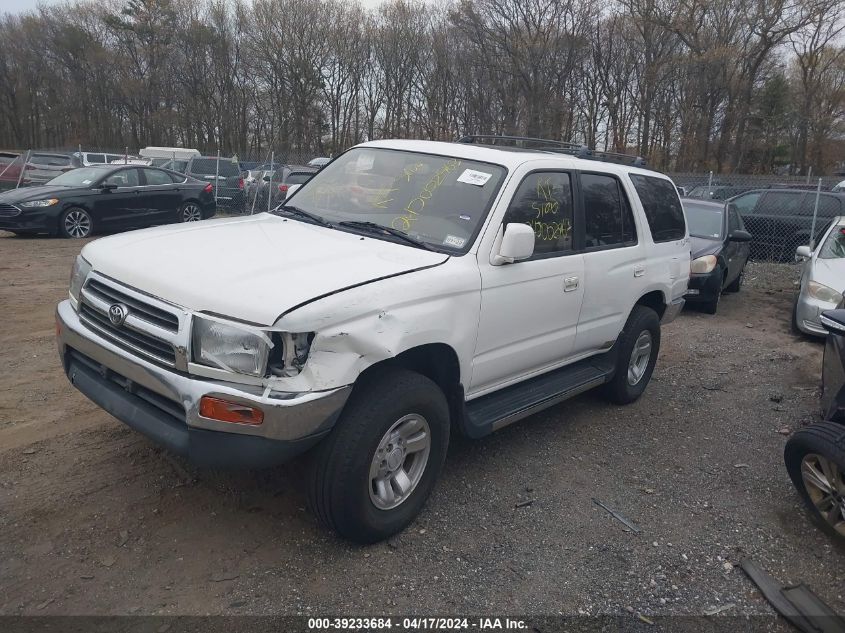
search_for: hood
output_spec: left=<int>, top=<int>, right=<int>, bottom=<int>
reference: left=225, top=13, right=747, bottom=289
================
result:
left=81, top=214, right=450, bottom=326
left=689, top=235, right=723, bottom=259
left=0, top=184, right=77, bottom=203
left=811, top=257, right=845, bottom=295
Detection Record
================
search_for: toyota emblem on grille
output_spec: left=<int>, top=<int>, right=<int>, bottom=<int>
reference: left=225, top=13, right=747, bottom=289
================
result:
left=108, top=303, right=129, bottom=326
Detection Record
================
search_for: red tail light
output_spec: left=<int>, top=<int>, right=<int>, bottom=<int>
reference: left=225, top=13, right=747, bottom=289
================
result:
left=238, top=177, right=244, bottom=190
left=278, top=184, right=288, bottom=193
left=203, top=183, right=213, bottom=193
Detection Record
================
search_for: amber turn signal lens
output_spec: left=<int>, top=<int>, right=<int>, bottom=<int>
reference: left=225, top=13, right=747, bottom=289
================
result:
left=199, top=396, right=264, bottom=425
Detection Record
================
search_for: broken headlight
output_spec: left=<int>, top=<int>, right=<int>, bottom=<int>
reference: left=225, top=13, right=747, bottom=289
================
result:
left=192, top=317, right=272, bottom=377
left=268, top=332, right=314, bottom=377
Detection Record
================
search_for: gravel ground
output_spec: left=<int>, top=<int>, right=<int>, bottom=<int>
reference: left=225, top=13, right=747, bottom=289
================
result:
left=0, top=232, right=842, bottom=619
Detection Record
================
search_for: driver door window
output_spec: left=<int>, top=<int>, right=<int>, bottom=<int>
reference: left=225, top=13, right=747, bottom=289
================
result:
left=503, top=171, right=574, bottom=258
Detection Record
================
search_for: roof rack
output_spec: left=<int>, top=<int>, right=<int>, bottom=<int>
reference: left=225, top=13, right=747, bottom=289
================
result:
left=456, top=134, right=648, bottom=168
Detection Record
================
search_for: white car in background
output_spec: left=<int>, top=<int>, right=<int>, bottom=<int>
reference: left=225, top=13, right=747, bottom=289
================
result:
left=793, top=216, right=845, bottom=336
left=832, top=179, right=845, bottom=193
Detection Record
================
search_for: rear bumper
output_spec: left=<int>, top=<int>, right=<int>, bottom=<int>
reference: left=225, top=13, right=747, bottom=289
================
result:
left=57, top=300, right=351, bottom=468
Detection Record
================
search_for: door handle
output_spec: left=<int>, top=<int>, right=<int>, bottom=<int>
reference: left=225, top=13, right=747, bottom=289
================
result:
left=634, top=266, right=645, bottom=277
left=564, top=276, right=579, bottom=292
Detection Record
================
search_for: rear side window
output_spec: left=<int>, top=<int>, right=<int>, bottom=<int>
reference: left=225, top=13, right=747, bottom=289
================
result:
left=629, top=174, right=686, bottom=242
left=142, top=168, right=173, bottom=186
left=581, top=173, right=636, bottom=249
left=87, top=154, right=105, bottom=164
left=761, top=192, right=804, bottom=216
left=189, top=159, right=240, bottom=176
left=799, top=194, right=840, bottom=217
left=286, top=172, right=313, bottom=185
left=504, top=171, right=574, bottom=257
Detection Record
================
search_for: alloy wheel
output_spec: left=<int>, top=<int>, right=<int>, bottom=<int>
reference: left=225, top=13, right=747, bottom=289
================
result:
left=64, top=209, right=91, bottom=238
left=627, top=331, right=652, bottom=386
left=801, top=453, right=845, bottom=536
left=182, top=204, right=202, bottom=222
left=369, top=414, right=431, bottom=510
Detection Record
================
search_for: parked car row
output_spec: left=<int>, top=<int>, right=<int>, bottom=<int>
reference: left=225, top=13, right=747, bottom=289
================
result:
left=0, top=164, right=215, bottom=238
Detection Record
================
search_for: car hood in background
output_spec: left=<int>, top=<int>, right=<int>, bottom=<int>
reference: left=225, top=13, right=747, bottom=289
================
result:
left=810, top=257, right=845, bottom=295
left=81, top=214, right=450, bottom=326
left=0, top=184, right=82, bottom=203
left=690, top=236, right=723, bottom=259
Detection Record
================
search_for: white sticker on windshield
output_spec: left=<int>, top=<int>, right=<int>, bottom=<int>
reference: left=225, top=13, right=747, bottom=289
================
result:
left=457, top=169, right=492, bottom=186
left=443, top=235, right=466, bottom=248
left=82, top=179, right=92, bottom=185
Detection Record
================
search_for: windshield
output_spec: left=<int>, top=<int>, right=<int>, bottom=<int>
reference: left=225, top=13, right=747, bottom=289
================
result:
left=683, top=202, right=724, bottom=239
left=46, top=168, right=104, bottom=187
left=819, top=226, right=845, bottom=259
left=284, top=147, right=507, bottom=252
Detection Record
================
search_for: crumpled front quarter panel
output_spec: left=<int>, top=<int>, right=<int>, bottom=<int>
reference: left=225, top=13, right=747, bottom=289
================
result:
left=274, top=258, right=481, bottom=392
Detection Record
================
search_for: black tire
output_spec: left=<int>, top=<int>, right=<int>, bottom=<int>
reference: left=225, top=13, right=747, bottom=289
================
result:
left=724, top=266, right=743, bottom=293
left=178, top=201, right=203, bottom=223
left=307, top=369, right=450, bottom=543
left=58, top=207, right=93, bottom=239
left=784, top=421, right=845, bottom=542
left=602, top=305, right=661, bottom=405
left=700, top=285, right=721, bottom=315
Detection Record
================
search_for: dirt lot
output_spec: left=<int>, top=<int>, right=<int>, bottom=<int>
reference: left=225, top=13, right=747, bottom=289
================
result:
left=0, top=231, right=843, bottom=618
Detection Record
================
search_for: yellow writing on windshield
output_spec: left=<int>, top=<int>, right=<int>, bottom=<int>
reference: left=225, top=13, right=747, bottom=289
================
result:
left=392, top=158, right=462, bottom=231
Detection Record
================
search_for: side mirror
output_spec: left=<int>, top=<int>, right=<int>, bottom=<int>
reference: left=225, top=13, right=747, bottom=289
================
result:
left=493, top=223, right=535, bottom=265
left=728, top=230, right=752, bottom=243
left=795, top=245, right=812, bottom=261
left=100, top=183, right=117, bottom=192
left=820, top=309, right=845, bottom=335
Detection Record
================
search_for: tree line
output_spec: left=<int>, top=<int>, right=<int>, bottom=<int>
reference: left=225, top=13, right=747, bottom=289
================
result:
left=0, top=0, right=843, bottom=174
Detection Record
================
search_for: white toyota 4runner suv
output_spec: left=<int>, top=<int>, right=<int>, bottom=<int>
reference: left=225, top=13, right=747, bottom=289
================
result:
left=56, top=137, right=690, bottom=543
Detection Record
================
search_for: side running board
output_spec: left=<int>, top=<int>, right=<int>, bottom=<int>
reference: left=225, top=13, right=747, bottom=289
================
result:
left=462, top=351, right=616, bottom=439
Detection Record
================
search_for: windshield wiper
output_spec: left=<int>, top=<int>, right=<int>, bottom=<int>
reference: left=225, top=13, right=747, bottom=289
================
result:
left=276, top=204, right=333, bottom=228
left=337, top=221, right=435, bottom=251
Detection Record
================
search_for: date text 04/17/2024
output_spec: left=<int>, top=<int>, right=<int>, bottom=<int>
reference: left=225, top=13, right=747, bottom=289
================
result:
left=306, top=617, right=528, bottom=630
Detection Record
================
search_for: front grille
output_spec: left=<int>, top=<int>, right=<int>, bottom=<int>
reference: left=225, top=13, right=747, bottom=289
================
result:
left=67, top=348, right=185, bottom=423
left=86, top=279, right=179, bottom=332
left=0, top=203, right=21, bottom=217
left=79, top=303, right=177, bottom=367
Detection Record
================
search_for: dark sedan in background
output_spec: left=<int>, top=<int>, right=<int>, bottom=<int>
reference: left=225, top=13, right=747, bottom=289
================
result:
left=730, top=188, right=845, bottom=261
left=785, top=303, right=845, bottom=541
left=682, top=198, right=753, bottom=314
left=0, top=165, right=215, bottom=238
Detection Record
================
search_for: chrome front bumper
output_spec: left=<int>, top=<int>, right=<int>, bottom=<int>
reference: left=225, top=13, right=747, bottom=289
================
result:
left=56, top=300, right=351, bottom=466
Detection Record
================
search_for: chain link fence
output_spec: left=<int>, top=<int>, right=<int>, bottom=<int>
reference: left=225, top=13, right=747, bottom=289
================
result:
left=671, top=173, right=844, bottom=264
left=3, top=145, right=844, bottom=269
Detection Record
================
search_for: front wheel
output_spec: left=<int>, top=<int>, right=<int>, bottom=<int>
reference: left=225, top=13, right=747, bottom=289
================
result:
left=178, top=202, right=203, bottom=222
left=307, top=369, right=450, bottom=543
left=602, top=305, right=661, bottom=405
left=59, top=207, right=93, bottom=239
left=784, top=422, right=845, bottom=542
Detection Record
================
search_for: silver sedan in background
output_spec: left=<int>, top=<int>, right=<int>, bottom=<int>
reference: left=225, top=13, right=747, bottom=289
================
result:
left=793, top=216, right=845, bottom=336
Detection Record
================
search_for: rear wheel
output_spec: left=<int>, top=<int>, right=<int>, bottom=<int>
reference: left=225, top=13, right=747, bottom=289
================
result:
left=307, top=369, right=450, bottom=543
left=59, top=207, right=93, bottom=239
left=602, top=305, right=661, bottom=404
left=784, top=422, right=845, bottom=542
left=179, top=202, right=203, bottom=222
